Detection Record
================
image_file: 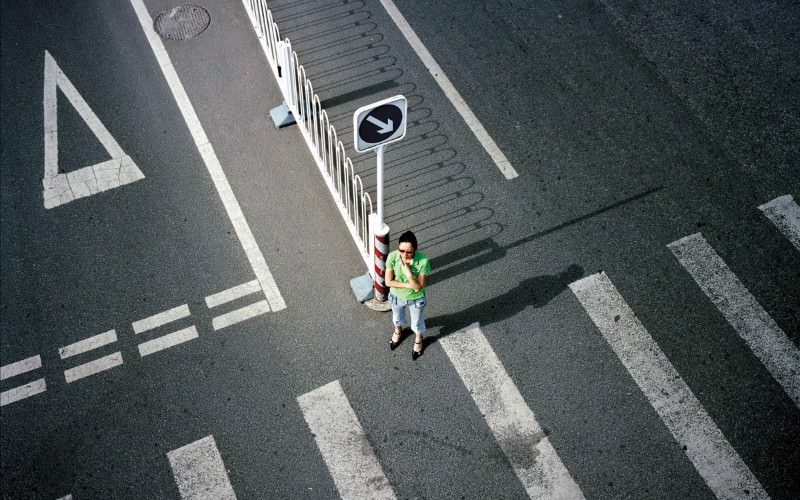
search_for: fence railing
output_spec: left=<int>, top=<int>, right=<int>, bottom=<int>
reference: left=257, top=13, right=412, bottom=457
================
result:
left=243, top=0, right=375, bottom=271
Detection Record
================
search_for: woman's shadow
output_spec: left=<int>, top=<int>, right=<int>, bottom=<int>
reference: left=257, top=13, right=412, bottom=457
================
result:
left=424, top=264, right=584, bottom=345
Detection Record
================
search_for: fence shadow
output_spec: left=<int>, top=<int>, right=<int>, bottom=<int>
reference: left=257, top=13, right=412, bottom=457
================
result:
left=268, top=0, right=497, bottom=265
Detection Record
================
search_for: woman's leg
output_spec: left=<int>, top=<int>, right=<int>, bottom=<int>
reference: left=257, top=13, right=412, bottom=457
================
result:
left=389, top=295, right=407, bottom=348
left=409, top=298, right=427, bottom=357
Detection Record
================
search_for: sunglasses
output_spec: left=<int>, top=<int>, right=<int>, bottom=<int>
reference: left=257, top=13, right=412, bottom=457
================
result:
left=398, top=248, right=414, bottom=254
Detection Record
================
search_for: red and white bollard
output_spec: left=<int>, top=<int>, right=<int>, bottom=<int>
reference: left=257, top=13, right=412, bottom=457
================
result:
left=366, top=214, right=392, bottom=311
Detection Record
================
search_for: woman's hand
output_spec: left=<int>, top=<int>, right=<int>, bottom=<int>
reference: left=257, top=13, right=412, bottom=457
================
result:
left=401, top=260, right=414, bottom=280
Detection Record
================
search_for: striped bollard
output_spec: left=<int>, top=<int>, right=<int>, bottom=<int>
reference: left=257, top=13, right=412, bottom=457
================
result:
left=373, top=225, right=390, bottom=302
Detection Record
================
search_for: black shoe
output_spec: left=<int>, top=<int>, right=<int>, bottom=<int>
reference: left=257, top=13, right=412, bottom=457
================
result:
left=389, top=332, right=401, bottom=350
left=412, top=340, right=424, bottom=360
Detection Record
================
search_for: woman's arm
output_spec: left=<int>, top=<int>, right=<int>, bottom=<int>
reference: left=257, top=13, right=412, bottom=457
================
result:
left=385, top=268, right=410, bottom=289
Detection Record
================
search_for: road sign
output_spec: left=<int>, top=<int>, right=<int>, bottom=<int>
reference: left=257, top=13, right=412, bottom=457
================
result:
left=353, top=95, right=407, bottom=153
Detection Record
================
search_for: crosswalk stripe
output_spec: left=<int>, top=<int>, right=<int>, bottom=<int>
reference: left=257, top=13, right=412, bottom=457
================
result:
left=167, top=435, right=237, bottom=500
left=132, top=304, right=191, bottom=335
left=570, top=272, right=768, bottom=499
left=205, top=280, right=261, bottom=309
left=297, top=380, right=396, bottom=500
left=758, top=194, right=800, bottom=251
left=1, top=355, right=42, bottom=380
left=439, top=322, right=585, bottom=499
left=59, top=330, right=117, bottom=359
left=63, top=352, right=123, bottom=383
left=668, top=232, right=800, bottom=408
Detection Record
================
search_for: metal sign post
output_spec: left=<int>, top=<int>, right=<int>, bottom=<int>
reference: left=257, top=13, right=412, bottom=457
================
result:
left=353, top=95, right=407, bottom=309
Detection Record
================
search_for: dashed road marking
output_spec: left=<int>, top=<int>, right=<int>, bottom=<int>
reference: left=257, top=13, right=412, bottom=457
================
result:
left=64, top=352, right=124, bottom=383
left=133, top=304, right=191, bottom=334
left=570, top=272, right=768, bottom=499
left=59, top=330, right=118, bottom=359
left=130, top=0, right=285, bottom=312
left=668, top=232, right=800, bottom=408
left=205, top=279, right=261, bottom=308
left=440, top=323, right=585, bottom=499
left=1, top=355, right=47, bottom=407
left=167, top=435, right=237, bottom=500
left=212, top=300, right=269, bottom=331
left=1, top=355, right=42, bottom=380
left=758, top=194, right=800, bottom=251
left=1, top=379, right=47, bottom=407
left=297, top=380, right=396, bottom=499
left=138, top=326, right=199, bottom=357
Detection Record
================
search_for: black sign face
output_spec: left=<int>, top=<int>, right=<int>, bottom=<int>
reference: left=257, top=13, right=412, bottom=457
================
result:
left=358, top=104, right=403, bottom=145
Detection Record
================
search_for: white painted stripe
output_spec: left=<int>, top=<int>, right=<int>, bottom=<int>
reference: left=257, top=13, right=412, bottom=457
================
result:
left=130, top=0, right=286, bottom=312
left=132, top=304, right=191, bottom=334
left=59, top=330, right=117, bottom=359
left=440, top=323, right=585, bottom=499
left=297, top=380, right=396, bottom=500
left=1, top=355, right=42, bottom=380
left=1, top=379, right=47, bottom=406
left=138, top=326, right=199, bottom=357
left=205, top=280, right=262, bottom=308
left=758, top=194, right=800, bottom=251
left=167, top=435, right=237, bottom=500
left=56, top=495, right=73, bottom=500
left=378, top=0, right=518, bottom=180
left=64, top=352, right=123, bottom=383
left=569, top=272, right=768, bottom=499
left=212, top=300, right=269, bottom=331
left=669, top=232, right=800, bottom=408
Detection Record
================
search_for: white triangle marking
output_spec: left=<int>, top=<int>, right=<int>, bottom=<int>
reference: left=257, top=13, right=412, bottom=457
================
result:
left=42, top=50, right=145, bottom=209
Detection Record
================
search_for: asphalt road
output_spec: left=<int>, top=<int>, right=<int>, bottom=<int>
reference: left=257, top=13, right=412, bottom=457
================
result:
left=1, top=0, right=798, bottom=498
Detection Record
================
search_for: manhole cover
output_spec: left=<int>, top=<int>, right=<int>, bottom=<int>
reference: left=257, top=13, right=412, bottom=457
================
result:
left=154, top=5, right=211, bottom=40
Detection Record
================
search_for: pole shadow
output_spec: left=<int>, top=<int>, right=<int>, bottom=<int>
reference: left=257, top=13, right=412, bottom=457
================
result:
left=424, top=264, right=585, bottom=345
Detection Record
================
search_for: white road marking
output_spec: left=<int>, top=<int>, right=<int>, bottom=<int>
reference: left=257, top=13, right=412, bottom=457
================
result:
left=297, top=380, right=396, bottom=500
left=167, top=435, right=237, bottom=500
left=42, top=51, right=145, bottom=209
left=668, top=232, right=800, bottom=408
left=1, top=355, right=42, bottom=380
left=138, top=326, right=199, bottom=357
left=378, top=0, right=518, bottom=180
left=64, top=352, right=124, bottom=383
left=132, top=304, right=191, bottom=335
left=212, top=300, right=269, bottom=331
left=130, top=0, right=286, bottom=312
left=205, top=279, right=261, bottom=308
left=56, top=495, right=73, bottom=500
left=758, top=194, right=800, bottom=251
left=569, top=272, right=768, bottom=499
left=440, top=323, right=585, bottom=499
left=59, top=330, right=117, bottom=359
left=1, top=379, right=47, bottom=407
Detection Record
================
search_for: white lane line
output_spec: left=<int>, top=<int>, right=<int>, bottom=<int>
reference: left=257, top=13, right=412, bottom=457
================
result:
left=758, top=194, right=800, bottom=251
left=569, top=272, right=768, bottom=499
left=138, top=326, right=199, bottom=357
left=378, top=0, right=519, bottom=180
left=440, top=323, right=585, bottom=499
left=212, top=300, right=269, bottom=331
left=130, top=0, right=286, bottom=312
left=132, top=304, right=191, bottom=335
left=669, top=233, right=800, bottom=408
left=297, top=380, right=396, bottom=500
left=64, top=352, right=124, bottom=383
left=1, top=379, right=47, bottom=407
left=205, top=279, right=261, bottom=309
left=59, top=330, right=117, bottom=359
left=56, top=495, right=73, bottom=500
left=1, top=355, right=42, bottom=380
left=167, top=435, right=237, bottom=500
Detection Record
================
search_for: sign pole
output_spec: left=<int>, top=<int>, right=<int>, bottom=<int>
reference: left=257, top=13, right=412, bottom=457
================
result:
left=370, top=144, right=391, bottom=308
left=376, top=145, right=385, bottom=229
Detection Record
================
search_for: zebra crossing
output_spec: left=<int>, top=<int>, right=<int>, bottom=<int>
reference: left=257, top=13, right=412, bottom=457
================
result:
left=55, top=194, right=798, bottom=498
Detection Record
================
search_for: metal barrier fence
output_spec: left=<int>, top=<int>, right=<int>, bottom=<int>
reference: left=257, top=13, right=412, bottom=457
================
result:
left=243, top=0, right=375, bottom=271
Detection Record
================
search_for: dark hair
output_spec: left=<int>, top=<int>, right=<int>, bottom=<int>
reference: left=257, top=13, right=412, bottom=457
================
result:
left=398, top=230, right=417, bottom=250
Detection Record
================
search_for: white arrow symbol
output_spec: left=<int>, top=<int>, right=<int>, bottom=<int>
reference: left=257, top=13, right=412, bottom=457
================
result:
left=366, top=115, right=394, bottom=134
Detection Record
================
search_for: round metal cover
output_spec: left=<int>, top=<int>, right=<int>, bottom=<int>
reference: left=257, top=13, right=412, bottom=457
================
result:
left=154, top=5, right=210, bottom=40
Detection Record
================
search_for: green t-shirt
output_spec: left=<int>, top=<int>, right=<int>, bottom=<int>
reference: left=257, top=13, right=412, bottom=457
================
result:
left=387, top=249, right=430, bottom=301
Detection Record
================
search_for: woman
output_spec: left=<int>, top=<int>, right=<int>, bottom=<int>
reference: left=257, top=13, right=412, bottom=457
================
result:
left=386, top=231, right=431, bottom=360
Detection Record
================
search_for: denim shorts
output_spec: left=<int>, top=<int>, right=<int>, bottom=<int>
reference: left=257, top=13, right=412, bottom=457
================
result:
left=389, top=294, right=427, bottom=334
